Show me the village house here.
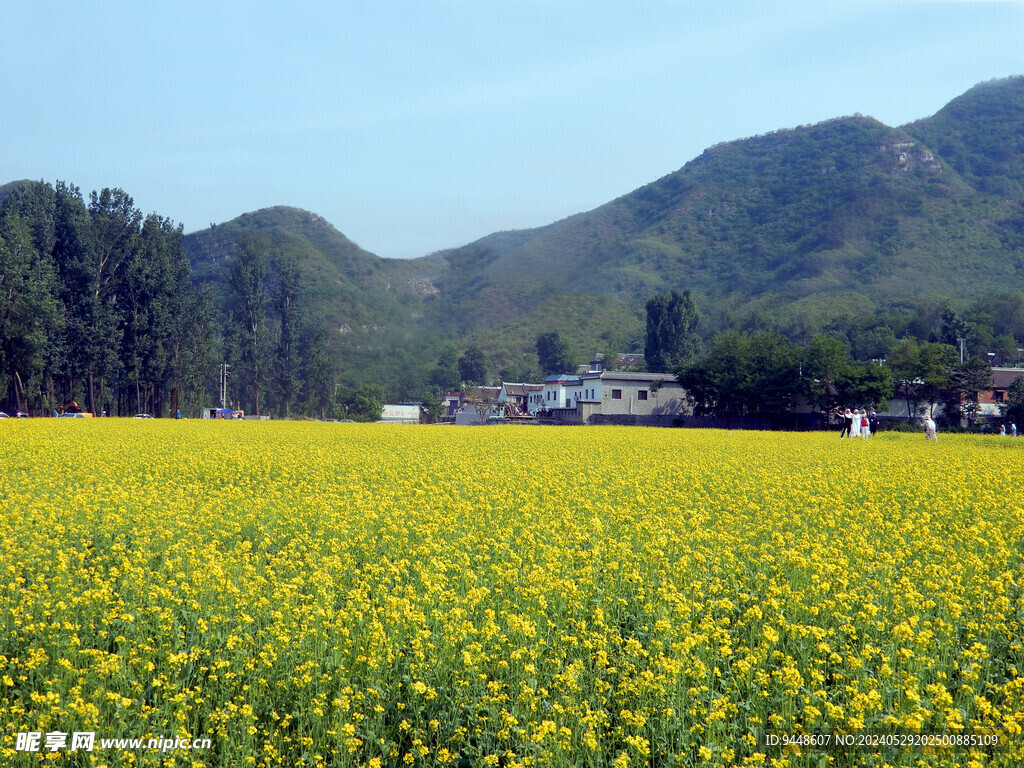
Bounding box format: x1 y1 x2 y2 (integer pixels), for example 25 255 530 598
534 369 688 425
455 386 502 425
496 382 543 416
449 354 690 426
539 375 581 414
977 367 1024 418
442 392 462 418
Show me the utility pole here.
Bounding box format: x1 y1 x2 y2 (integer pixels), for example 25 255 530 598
220 364 230 409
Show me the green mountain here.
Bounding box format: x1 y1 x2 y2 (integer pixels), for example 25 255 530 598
186 205 442 331
904 77 1024 199
181 76 1024 388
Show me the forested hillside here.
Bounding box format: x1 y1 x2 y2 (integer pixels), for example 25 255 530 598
432 78 1024 358
4 76 1024 417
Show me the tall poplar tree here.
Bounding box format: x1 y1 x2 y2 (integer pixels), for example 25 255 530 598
229 235 270 416
273 252 303 417
119 214 189 414
172 284 220 416
86 188 141 413
645 290 699 372
0 209 60 412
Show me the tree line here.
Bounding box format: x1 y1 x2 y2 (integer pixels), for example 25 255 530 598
0 181 396 420
644 290 1012 426
0 182 215 416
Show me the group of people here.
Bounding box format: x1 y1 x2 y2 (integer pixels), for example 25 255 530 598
838 408 878 439
839 408 943 441
998 423 1018 437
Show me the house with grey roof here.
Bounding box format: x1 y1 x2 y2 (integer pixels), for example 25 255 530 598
497 382 544 416
544 371 689 425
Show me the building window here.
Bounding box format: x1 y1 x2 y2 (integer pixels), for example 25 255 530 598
638 390 648 400
612 389 622 399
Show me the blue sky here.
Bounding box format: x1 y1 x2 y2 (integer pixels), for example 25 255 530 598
2 1 1022 258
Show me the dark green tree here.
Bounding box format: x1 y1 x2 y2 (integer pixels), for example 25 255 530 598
645 290 700 372
87 188 141 413
458 345 487 385
838 360 895 412
918 342 959 416
993 334 1019 366
420 389 444 424
302 324 335 419
939 308 986 360
171 284 220 417
430 349 462 391
939 357 991 427
536 332 576 376
802 335 851 419
349 383 385 421
748 332 802 414
273 252 304 418
887 338 957 418
49 182 92 408
887 338 924 417
1001 376 1024 430
229 235 270 416
678 331 800 418
119 213 187 415
0 208 61 413
677 331 752 417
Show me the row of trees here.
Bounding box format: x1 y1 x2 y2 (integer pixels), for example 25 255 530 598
219 235 337 419
677 332 890 420
0 182 218 417
640 289 999 426
0 181 406 421
678 331 999 426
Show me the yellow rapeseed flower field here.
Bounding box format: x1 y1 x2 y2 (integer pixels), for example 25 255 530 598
0 420 1022 767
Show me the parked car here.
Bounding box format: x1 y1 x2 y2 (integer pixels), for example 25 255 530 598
133 413 154 419
1 410 27 418
57 412 93 418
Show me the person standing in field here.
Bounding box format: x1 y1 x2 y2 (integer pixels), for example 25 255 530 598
861 410 871 438
850 408 862 438
839 408 853 439
869 411 879 435
923 414 937 441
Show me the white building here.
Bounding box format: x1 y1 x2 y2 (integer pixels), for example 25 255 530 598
541 375 581 412
547 371 689 425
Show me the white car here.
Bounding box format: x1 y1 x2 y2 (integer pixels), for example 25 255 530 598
133 413 154 419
